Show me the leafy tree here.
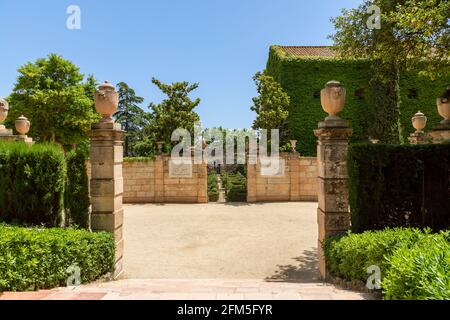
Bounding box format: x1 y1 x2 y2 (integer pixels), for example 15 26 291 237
7 54 100 146
114 82 146 156
250 71 290 145
331 0 450 143
146 77 200 149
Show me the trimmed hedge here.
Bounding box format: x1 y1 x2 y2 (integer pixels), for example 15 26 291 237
348 143 450 232
0 224 115 292
65 149 90 228
0 142 65 227
222 172 247 202
324 228 450 300
207 173 219 202
266 46 449 155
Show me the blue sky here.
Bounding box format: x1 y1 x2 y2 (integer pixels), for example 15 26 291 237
0 0 362 129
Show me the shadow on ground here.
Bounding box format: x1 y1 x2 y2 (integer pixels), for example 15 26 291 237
265 249 320 283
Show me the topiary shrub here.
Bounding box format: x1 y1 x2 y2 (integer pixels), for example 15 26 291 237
65 148 90 228
222 172 247 202
0 142 65 227
207 173 219 202
0 223 115 292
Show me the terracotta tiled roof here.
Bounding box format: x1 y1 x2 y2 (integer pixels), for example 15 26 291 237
279 46 336 57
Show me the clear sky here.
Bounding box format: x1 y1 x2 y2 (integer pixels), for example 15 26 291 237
0 0 362 129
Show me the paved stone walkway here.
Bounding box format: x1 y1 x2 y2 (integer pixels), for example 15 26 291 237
0 279 374 300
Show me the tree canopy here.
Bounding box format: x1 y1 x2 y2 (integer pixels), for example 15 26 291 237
7 54 100 147
114 82 147 156
330 0 449 143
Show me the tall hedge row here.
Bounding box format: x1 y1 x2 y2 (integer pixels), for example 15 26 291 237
0 142 90 228
266 46 449 156
348 143 450 232
65 148 90 228
0 142 66 226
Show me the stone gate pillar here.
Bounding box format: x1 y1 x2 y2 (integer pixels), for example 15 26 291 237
90 81 125 279
314 81 353 279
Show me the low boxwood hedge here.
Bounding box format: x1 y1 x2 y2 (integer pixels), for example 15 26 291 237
0 224 115 292
222 172 247 202
324 228 450 300
207 173 219 202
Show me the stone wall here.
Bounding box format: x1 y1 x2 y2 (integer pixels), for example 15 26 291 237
87 155 207 203
247 154 318 202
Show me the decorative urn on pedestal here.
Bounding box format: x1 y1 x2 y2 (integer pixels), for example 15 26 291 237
290 140 297 152
319 80 348 128
412 111 427 133
94 81 118 123
15 115 30 136
0 98 9 131
437 86 450 126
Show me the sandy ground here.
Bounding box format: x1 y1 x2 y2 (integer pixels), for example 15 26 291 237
122 202 319 281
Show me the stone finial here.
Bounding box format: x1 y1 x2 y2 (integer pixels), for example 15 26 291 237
319 81 348 128
94 80 118 123
15 115 30 135
0 98 9 131
412 111 427 133
437 86 450 125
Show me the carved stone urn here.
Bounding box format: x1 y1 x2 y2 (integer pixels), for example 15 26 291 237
0 98 9 130
94 81 118 122
290 140 297 152
320 80 346 121
15 115 30 135
437 86 450 125
412 111 427 133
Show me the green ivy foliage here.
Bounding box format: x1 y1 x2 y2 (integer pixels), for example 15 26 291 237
348 143 450 233
0 224 114 291
266 46 449 155
0 142 66 227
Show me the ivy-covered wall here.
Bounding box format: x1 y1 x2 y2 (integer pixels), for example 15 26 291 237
266 46 449 156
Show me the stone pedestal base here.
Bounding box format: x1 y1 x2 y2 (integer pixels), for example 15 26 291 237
0 131 34 145
90 121 125 279
429 124 450 144
408 131 431 145
314 125 353 279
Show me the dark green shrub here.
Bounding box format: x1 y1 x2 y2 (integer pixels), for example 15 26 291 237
348 143 450 232
0 142 65 227
0 223 115 291
383 232 450 300
65 149 90 228
207 173 219 202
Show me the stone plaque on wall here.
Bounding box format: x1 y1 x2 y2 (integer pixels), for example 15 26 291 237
260 157 285 177
169 158 193 178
